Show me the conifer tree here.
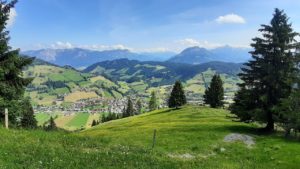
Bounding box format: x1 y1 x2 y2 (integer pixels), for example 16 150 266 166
275 90 300 137
0 0 34 124
20 98 37 129
136 99 142 114
230 9 300 132
203 74 224 108
91 120 97 127
46 116 57 131
123 97 134 117
168 80 186 108
149 91 158 111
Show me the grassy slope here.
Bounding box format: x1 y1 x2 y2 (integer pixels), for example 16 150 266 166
86 113 101 128
66 113 90 130
1 106 300 168
24 63 123 106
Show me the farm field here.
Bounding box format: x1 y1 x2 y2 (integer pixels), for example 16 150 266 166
65 113 90 130
36 112 101 131
2 106 299 168
35 113 51 126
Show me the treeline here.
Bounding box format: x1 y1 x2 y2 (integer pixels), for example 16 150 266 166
42 81 69 89
98 98 143 124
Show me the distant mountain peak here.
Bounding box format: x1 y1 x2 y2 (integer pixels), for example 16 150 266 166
181 46 206 52
22 48 160 68
168 46 251 64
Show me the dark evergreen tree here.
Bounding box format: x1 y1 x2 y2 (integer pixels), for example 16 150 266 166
275 90 300 137
91 120 97 127
45 116 57 131
100 113 104 123
0 0 34 124
20 98 37 129
168 80 187 108
229 86 256 122
149 91 158 111
203 74 224 108
136 99 142 114
230 9 300 132
123 97 134 117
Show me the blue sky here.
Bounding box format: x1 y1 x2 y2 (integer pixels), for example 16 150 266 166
7 0 300 52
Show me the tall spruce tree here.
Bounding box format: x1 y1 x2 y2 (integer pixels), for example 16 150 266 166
123 97 134 117
20 98 37 129
91 120 97 127
0 0 34 124
203 74 224 108
230 9 300 132
168 80 186 108
44 116 57 131
136 99 142 114
149 91 158 111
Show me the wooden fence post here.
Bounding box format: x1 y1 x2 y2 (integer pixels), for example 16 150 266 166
5 108 8 129
152 129 157 149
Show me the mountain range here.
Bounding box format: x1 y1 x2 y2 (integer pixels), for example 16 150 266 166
84 58 243 86
168 46 251 64
22 46 251 68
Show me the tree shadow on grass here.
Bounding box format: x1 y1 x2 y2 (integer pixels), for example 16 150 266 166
219 125 263 135
218 124 300 143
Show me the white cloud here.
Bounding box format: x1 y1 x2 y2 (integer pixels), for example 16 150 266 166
23 39 250 54
51 41 74 49
7 8 17 27
43 42 133 51
135 47 171 53
79 44 132 51
216 14 246 24
177 38 201 46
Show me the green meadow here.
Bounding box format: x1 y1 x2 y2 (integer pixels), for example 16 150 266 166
1 106 299 168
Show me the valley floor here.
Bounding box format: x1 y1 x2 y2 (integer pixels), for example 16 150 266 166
0 106 300 168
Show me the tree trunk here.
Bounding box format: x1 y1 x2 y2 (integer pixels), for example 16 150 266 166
285 128 291 138
264 117 274 132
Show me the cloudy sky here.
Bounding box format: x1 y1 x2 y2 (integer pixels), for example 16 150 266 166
7 0 300 52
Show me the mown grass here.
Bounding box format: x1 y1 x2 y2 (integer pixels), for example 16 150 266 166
1 106 300 168
35 113 51 126
66 113 90 129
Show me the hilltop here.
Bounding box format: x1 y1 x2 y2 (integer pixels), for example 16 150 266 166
0 106 299 168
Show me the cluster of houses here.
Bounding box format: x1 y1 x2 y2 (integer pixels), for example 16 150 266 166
34 96 146 116
34 89 234 116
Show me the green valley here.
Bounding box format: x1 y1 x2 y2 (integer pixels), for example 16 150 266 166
23 59 243 130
